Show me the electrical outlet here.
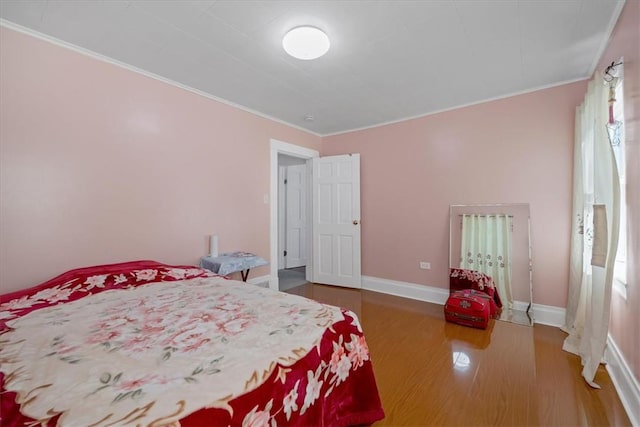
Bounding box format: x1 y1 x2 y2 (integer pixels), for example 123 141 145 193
419 261 431 270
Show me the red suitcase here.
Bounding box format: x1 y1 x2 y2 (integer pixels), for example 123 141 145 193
449 268 503 319
444 289 491 329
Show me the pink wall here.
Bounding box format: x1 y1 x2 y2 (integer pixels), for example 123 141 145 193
596 0 640 386
322 81 587 309
0 27 321 293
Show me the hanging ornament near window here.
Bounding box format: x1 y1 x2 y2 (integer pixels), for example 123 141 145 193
604 62 623 147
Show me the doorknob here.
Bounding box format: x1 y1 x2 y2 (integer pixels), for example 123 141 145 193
353 220 359 225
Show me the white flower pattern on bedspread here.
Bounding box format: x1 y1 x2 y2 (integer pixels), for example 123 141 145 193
0 276 348 426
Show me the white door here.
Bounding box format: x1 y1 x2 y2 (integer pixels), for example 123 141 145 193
312 154 361 288
285 164 307 268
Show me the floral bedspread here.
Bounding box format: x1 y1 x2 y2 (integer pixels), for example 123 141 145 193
0 261 384 426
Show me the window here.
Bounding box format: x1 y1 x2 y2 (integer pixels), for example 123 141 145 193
606 60 627 298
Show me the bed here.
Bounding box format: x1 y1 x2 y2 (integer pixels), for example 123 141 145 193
0 261 384 426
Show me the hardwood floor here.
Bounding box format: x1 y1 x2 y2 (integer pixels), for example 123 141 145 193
285 283 632 427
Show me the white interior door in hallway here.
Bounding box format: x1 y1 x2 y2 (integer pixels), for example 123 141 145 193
284 164 307 269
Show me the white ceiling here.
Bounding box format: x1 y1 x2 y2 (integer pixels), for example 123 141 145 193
0 1 625 136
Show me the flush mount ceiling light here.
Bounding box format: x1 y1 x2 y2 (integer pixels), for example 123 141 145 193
282 26 330 60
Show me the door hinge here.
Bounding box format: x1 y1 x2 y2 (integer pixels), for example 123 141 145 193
284 250 287 256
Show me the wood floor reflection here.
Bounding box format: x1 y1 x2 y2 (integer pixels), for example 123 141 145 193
285 283 631 427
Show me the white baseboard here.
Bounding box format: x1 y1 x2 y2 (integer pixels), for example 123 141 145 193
529 303 566 327
606 336 640 427
361 275 566 327
362 275 450 305
512 300 532 312
247 274 270 288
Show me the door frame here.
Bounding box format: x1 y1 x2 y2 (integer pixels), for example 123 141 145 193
269 139 319 291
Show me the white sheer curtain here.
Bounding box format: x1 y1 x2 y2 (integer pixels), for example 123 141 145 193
563 78 620 388
460 214 513 308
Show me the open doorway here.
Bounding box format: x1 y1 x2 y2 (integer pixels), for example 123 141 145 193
278 154 308 291
269 140 362 291
269 139 319 291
